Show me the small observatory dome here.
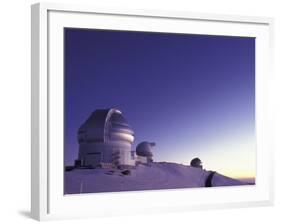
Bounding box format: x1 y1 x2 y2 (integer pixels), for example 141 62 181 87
136 142 156 157
190 158 203 169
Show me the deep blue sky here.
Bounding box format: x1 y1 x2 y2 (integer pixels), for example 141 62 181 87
64 28 255 179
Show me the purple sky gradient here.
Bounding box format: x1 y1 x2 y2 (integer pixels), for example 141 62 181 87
64 28 255 179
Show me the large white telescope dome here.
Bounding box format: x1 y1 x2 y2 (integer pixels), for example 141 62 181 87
78 108 134 145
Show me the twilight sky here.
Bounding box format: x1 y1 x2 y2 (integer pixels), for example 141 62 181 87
64 28 256 179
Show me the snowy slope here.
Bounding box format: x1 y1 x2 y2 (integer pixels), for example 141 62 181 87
65 162 248 194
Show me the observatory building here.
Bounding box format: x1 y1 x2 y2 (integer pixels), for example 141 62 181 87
76 108 136 168
190 158 203 169
136 141 156 164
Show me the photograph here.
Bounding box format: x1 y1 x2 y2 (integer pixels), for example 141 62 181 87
64 28 256 194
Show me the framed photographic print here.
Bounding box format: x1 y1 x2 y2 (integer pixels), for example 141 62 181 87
31 2 274 221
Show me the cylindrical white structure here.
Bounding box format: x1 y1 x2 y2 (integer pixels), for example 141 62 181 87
77 108 135 167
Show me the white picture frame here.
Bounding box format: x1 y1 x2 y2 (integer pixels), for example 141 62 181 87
31 2 274 221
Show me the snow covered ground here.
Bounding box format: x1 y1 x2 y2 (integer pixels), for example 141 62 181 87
64 162 250 194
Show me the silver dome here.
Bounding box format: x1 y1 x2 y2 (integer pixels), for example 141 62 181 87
190 158 203 169
136 141 156 157
78 108 134 144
